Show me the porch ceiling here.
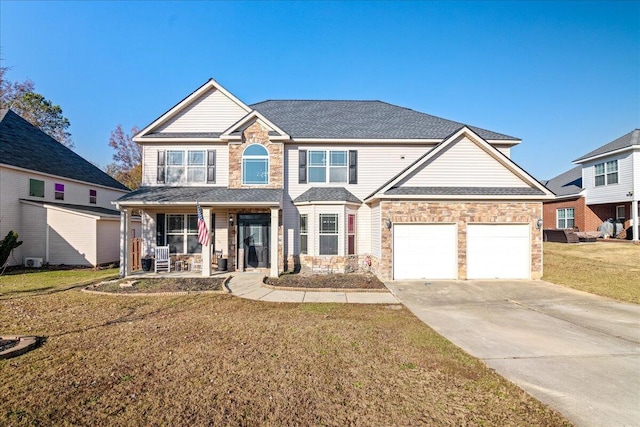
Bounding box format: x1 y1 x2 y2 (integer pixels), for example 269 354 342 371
116 186 282 207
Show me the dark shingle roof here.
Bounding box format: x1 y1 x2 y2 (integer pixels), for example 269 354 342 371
574 129 640 162
293 187 362 204
0 109 129 191
543 166 582 197
117 186 282 204
20 199 121 217
250 100 517 140
384 187 546 196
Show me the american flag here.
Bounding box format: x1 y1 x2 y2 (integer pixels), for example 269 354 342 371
197 202 209 246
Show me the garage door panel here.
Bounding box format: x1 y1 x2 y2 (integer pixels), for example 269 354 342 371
467 224 530 279
394 224 457 280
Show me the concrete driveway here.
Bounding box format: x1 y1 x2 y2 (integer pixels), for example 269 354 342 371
385 280 640 427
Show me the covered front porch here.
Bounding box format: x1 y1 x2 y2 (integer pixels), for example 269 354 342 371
115 186 283 278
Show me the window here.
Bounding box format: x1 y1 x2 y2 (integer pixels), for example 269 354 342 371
242 144 269 185
165 150 206 184
616 205 625 220
29 179 44 197
347 213 356 255
556 208 575 229
55 183 64 200
166 214 201 254
319 214 338 255
89 189 97 204
308 150 348 183
595 160 618 186
299 214 308 254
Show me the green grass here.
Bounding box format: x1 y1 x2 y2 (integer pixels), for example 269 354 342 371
543 242 640 304
0 267 118 298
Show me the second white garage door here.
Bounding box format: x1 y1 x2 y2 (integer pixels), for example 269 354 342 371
393 224 457 280
467 224 530 279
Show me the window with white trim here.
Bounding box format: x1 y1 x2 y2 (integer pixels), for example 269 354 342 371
299 214 308 254
242 144 269 185
308 150 348 183
616 205 625 220
29 179 44 197
347 213 356 255
89 189 97 204
166 150 206 184
319 214 338 255
166 214 201 254
595 160 618 186
556 208 575 229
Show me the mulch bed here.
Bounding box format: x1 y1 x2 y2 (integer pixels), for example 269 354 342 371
91 278 225 294
265 273 386 290
0 338 19 352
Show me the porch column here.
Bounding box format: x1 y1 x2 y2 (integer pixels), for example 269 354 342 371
202 207 212 276
632 199 639 242
270 207 279 278
119 208 131 277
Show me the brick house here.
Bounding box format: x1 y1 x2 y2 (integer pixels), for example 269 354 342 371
115 78 553 280
543 129 639 241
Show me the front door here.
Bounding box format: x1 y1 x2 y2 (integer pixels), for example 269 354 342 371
238 214 270 269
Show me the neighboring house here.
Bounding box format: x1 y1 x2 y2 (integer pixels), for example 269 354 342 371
543 129 639 241
115 78 553 280
0 109 136 267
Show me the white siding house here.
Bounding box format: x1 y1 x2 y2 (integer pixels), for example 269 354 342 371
115 78 553 280
0 109 134 267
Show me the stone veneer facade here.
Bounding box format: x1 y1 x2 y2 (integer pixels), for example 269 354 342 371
228 121 284 189
378 201 543 281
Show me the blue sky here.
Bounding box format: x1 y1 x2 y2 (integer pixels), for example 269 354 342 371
1 1 638 180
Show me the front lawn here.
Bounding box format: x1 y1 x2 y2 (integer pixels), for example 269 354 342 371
0 267 118 298
543 242 640 304
0 271 570 426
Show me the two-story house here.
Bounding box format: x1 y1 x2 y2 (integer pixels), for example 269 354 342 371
115 78 553 280
543 129 639 241
0 109 136 267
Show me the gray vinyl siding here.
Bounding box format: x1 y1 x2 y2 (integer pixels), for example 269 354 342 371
141 143 229 187
19 203 47 262
156 88 248 133
583 152 634 205
0 167 24 264
397 136 528 188
97 219 121 265
48 209 96 266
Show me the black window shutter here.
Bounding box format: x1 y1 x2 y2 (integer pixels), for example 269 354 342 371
156 213 165 246
349 150 357 184
157 150 166 184
299 150 307 184
207 150 216 183
211 213 216 252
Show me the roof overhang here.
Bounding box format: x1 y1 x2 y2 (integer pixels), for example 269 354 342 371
364 126 553 203
221 110 290 141
573 145 639 164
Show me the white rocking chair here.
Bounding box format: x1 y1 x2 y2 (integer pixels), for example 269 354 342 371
154 246 170 273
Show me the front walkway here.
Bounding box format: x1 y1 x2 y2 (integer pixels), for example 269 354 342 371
227 272 400 304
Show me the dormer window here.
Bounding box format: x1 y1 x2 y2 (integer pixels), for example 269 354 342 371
242 144 269 185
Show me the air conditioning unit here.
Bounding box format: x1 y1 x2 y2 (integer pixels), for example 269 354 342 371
24 257 43 268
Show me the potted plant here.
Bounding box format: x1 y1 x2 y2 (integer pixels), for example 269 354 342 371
141 255 154 272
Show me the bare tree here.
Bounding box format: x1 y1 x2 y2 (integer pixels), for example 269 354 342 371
106 124 141 190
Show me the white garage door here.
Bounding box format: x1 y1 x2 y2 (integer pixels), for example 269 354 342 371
467 224 530 279
393 224 457 280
